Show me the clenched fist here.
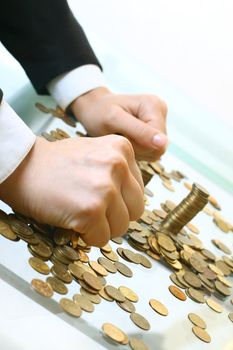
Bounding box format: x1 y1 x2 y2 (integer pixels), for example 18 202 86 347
71 87 168 161
0 135 144 247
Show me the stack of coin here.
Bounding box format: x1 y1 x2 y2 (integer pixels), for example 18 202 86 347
160 183 209 234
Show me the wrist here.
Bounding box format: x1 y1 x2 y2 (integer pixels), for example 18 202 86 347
70 87 111 121
0 137 46 210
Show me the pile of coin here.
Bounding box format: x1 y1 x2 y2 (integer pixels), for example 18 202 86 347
160 183 209 234
0 115 233 348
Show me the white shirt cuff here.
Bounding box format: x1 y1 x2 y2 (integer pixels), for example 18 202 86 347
0 100 36 184
47 64 107 110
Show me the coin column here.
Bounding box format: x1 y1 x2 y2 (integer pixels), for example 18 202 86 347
160 183 209 234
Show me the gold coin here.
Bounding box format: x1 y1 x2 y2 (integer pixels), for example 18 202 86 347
183 182 192 190
149 299 168 316
169 273 185 289
102 323 125 343
68 263 84 280
105 285 126 302
183 271 202 288
79 280 99 294
0 221 18 240
80 287 101 304
101 249 119 262
111 236 123 244
88 261 108 276
189 255 206 273
192 326 211 343
162 181 175 192
129 221 143 231
157 234 176 252
75 261 97 276
129 338 149 350
31 279 53 298
46 276 68 294
99 287 114 301
188 313 207 329
73 294 94 312
100 243 112 253
206 299 223 313
168 285 187 301
29 240 52 259
60 298 82 317
115 261 133 277
228 313 233 323
215 280 231 296
51 264 73 283
208 263 224 276
116 299 136 313
211 239 231 255
130 312 151 330
139 255 152 269
187 288 206 304
186 222 199 234
122 249 141 264
83 272 102 291
28 257 50 275
119 286 139 302
98 257 117 273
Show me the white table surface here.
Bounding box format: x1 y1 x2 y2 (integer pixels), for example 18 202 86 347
0 115 232 350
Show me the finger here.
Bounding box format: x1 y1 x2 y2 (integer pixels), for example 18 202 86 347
106 193 129 238
76 216 111 248
112 108 168 153
121 170 145 221
136 96 168 134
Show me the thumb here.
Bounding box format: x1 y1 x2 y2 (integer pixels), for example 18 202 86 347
113 109 168 151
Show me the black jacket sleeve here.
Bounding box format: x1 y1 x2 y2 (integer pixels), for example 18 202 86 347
0 0 102 94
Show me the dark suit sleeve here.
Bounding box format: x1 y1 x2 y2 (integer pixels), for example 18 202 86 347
0 0 102 94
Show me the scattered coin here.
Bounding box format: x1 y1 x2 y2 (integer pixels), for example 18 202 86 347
31 279 53 298
102 323 126 343
149 299 168 316
98 257 117 273
130 312 151 330
168 285 187 301
73 294 94 312
80 287 101 304
46 276 68 294
28 257 50 275
114 261 133 277
51 264 73 284
88 261 108 276
83 272 102 291
188 313 207 329
116 299 136 313
105 285 126 302
129 337 150 350
0 221 18 240
60 298 82 317
206 299 223 313
192 326 211 343
187 288 206 304
119 286 139 302
99 287 114 302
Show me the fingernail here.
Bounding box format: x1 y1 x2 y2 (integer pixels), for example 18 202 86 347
152 133 167 147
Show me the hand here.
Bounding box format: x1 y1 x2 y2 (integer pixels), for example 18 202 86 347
71 87 168 161
0 136 144 247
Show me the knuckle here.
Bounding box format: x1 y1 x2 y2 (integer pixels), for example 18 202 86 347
109 153 127 170
85 199 104 219
129 198 145 221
